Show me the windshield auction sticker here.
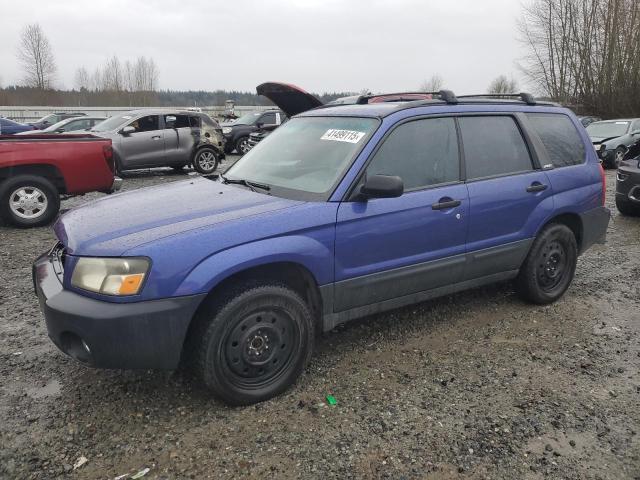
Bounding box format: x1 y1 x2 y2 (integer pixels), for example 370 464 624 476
321 129 366 143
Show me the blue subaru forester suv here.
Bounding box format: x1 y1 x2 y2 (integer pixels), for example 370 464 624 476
34 91 610 405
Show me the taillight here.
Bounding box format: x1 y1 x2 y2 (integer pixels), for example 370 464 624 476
102 144 115 174
599 163 606 206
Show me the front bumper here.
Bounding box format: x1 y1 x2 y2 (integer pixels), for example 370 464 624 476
616 163 640 202
578 206 610 253
33 250 206 370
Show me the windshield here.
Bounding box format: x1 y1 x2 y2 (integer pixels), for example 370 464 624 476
91 115 133 132
224 116 379 199
41 119 71 132
587 121 629 138
233 112 262 125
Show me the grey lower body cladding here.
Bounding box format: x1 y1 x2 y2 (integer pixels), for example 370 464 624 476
321 239 533 331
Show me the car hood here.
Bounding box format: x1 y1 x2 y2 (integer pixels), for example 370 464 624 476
55 177 302 256
590 135 621 144
256 82 323 117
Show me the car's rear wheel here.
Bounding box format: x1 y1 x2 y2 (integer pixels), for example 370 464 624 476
616 196 640 216
235 136 250 156
516 223 577 304
191 282 314 405
0 175 60 228
192 148 219 174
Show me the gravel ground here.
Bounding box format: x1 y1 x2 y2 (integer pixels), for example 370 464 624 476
0 166 638 480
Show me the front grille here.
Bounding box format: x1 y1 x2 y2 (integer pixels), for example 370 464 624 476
50 242 66 281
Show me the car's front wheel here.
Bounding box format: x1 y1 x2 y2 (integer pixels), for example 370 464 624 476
516 223 577 304
0 175 60 228
616 196 640 216
191 282 314 405
192 148 219 175
235 136 250 156
611 146 626 169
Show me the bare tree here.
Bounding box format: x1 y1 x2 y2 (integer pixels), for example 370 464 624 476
518 0 640 117
17 24 56 89
74 67 90 90
90 67 102 92
419 74 444 92
102 56 123 91
488 75 519 94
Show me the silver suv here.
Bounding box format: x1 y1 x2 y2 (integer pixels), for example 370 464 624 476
90 110 225 174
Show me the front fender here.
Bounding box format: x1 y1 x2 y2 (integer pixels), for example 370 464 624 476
174 234 334 297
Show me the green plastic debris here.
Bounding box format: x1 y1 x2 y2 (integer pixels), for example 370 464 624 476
326 394 337 406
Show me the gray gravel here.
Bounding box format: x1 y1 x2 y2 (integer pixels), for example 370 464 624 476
0 167 638 479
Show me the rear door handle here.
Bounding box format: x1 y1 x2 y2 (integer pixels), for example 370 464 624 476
432 199 462 210
526 182 548 193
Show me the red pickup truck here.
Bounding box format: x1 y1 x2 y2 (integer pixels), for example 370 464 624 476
0 134 120 228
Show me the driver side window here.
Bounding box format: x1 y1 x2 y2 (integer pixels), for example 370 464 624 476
366 117 460 191
129 115 159 133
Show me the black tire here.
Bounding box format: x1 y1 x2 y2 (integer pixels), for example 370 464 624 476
192 148 219 175
190 282 314 405
516 224 577 304
0 175 60 228
616 196 640 216
235 136 250 156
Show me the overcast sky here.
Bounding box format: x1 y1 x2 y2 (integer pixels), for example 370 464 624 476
0 0 526 94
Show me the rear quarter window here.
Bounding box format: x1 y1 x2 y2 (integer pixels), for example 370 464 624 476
526 113 586 167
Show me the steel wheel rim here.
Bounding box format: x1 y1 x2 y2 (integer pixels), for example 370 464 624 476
198 151 216 172
222 307 298 388
536 240 567 292
9 186 48 219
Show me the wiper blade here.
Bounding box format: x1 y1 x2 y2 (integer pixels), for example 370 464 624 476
220 174 270 192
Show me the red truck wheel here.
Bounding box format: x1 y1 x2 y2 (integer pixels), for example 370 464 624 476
0 175 60 228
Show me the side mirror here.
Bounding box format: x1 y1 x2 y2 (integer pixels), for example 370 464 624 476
55 128 65 133
256 122 264 128
120 126 136 135
359 174 404 200
632 131 640 136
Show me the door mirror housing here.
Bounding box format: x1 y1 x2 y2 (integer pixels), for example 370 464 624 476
120 125 136 135
358 174 404 200
256 122 264 128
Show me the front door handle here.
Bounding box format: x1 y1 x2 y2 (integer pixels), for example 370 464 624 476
151 135 162 140
526 182 548 193
432 199 462 210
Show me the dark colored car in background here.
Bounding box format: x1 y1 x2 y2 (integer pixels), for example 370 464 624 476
615 156 640 216
16 116 106 135
221 108 286 155
29 112 86 130
245 82 324 152
0 118 35 135
90 110 225 174
586 118 640 168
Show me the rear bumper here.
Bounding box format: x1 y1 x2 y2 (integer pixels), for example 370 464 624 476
33 251 206 370
578 206 610 253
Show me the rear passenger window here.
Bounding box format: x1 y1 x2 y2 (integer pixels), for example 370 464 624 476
459 116 532 179
526 113 585 167
367 117 459 190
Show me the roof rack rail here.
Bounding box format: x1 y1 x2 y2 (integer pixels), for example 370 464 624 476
355 89 459 105
457 92 537 105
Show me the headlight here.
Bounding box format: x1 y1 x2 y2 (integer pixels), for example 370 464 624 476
71 257 150 296
222 127 232 134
